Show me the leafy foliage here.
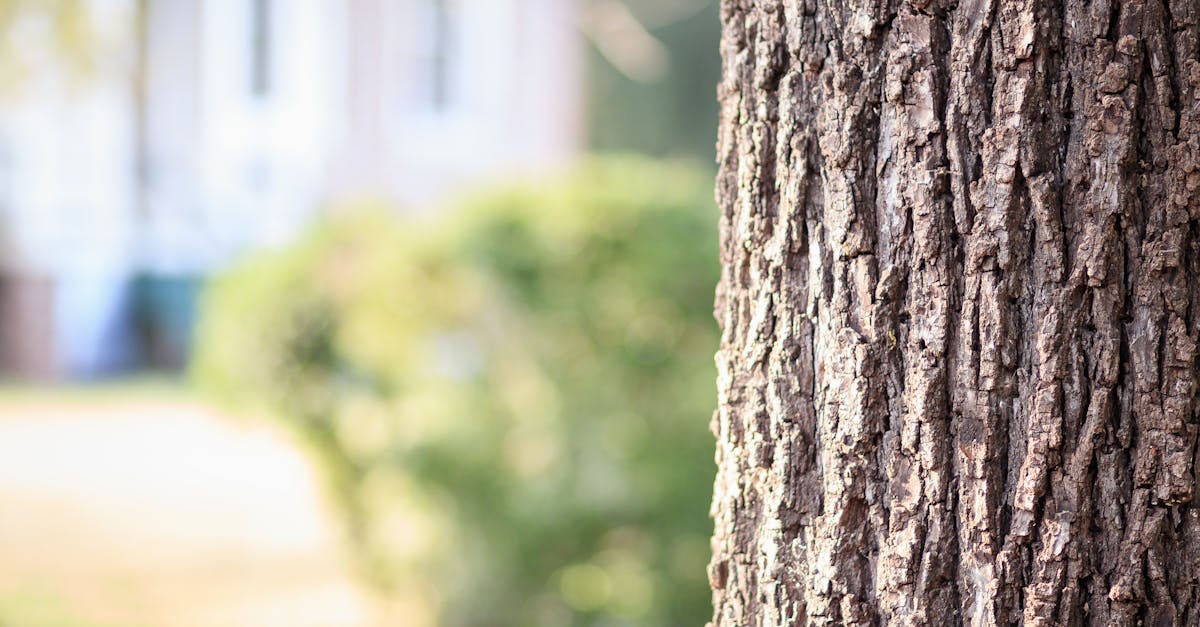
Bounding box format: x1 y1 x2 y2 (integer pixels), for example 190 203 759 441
0 0 97 92
192 157 718 627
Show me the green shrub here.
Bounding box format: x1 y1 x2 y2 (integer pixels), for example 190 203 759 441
191 157 718 627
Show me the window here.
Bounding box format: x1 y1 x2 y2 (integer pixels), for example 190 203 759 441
250 0 271 96
416 0 454 111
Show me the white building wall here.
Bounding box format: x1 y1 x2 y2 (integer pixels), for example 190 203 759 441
192 0 339 263
331 0 583 208
0 28 136 276
0 0 583 378
140 0 203 275
0 0 140 376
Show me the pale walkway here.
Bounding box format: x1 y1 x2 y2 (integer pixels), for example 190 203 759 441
0 390 377 627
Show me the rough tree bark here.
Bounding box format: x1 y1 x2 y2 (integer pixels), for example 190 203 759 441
708 0 1200 625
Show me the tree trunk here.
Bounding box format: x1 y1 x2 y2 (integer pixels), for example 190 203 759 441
708 1 1200 625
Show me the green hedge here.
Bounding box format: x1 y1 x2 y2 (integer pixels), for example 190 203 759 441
191 157 718 627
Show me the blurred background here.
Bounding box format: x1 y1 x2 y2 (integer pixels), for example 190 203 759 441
0 0 720 625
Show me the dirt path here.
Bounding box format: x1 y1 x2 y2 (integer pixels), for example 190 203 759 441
0 393 377 626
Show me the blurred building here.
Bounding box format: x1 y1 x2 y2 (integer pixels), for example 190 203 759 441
0 0 583 379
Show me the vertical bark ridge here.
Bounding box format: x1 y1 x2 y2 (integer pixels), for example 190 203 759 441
711 0 1200 625
803 0 893 622
874 6 958 626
